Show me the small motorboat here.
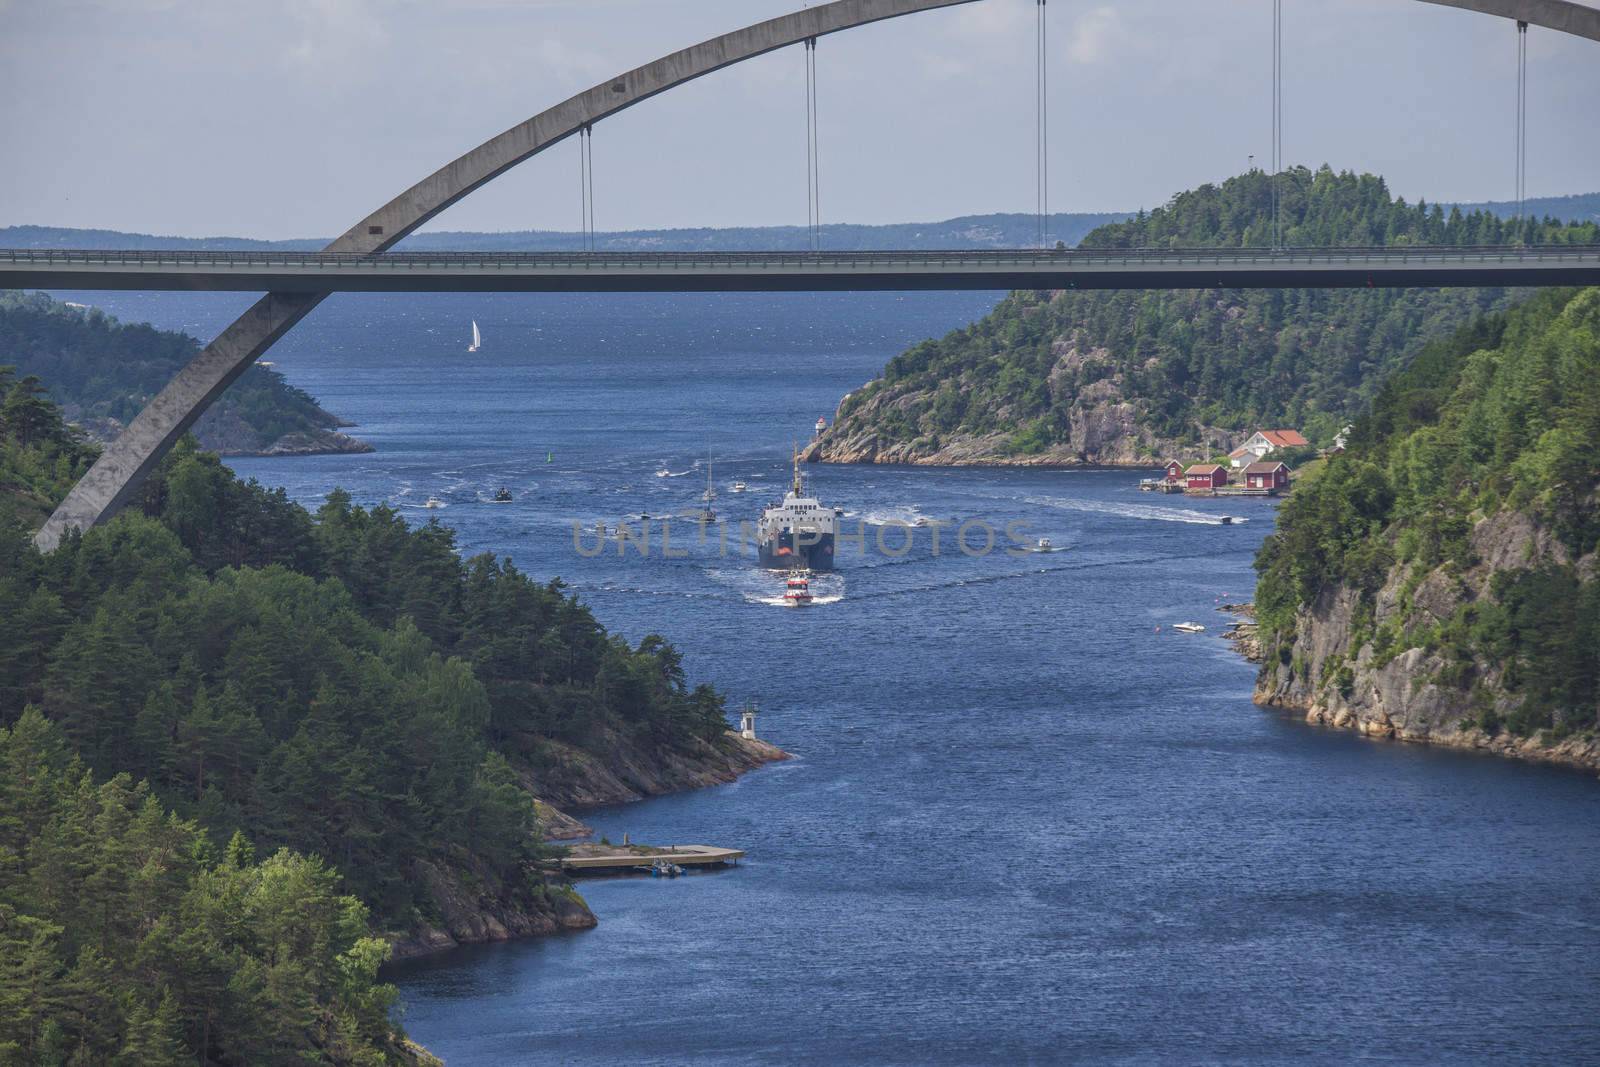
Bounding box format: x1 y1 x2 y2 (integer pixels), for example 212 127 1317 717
1035 537 1053 552
783 574 814 607
1173 622 1207 633
424 497 445 510
655 469 671 478
731 481 747 494
492 487 512 503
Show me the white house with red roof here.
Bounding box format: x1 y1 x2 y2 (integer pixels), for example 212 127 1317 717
1229 428 1309 468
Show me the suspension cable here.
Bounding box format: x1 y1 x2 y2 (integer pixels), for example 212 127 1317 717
1036 0 1049 249
805 38 822 252
579 126 595 252
1271 0 1283 249
1516 20 1528 225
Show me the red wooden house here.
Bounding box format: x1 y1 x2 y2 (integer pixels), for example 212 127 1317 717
1243 460 1290 491
1185 463 1228 491
1163 460 1185 484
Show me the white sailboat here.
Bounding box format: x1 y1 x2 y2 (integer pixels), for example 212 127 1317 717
468 320 481 353
698 454 717 521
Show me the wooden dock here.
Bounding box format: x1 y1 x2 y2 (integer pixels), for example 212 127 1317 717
550 843 744 874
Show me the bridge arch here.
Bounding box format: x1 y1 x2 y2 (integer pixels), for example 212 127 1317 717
33 0 1600 550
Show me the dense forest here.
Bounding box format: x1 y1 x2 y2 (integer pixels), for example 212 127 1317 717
1255 287 1600 741
0 290 367 456
0 379 733 1063
818 168 1600 463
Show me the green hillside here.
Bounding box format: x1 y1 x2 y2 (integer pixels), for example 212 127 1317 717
0 379 741 1063
1255 287 1600 748
0 291 368 457
815 168 1599 466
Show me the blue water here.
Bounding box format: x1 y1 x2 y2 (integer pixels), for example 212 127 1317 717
64 289 1600 1064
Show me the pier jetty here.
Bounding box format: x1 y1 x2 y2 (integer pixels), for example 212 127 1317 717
552 842 744 875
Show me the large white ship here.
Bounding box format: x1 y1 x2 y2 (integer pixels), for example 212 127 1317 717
757 452 837 572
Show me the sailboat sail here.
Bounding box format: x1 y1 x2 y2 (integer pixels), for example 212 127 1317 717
468 321 481 352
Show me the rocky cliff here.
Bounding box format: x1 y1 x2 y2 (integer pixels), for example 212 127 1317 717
1254 510 1600 773
1249 288 1600 775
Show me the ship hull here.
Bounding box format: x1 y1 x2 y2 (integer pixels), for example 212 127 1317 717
758 531 835 572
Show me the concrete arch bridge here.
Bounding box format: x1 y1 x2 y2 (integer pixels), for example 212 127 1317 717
29 0 1600 550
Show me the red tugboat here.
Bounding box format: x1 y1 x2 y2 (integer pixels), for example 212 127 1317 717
783 573 814 607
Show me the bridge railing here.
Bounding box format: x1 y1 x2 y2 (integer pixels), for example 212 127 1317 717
5 245 1600 271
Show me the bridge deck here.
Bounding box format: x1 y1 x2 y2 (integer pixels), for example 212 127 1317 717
5 246 1599 292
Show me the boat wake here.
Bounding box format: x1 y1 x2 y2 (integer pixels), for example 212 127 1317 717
706 567 845 606
1023 496 1230 525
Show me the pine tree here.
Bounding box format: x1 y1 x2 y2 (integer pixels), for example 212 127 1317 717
115 990 188 1067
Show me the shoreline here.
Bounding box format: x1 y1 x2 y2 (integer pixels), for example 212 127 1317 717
808 454 1167 472
1222 603 1600 776
386 732 790 962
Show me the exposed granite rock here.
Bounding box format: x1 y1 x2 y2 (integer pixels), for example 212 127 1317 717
1252 511 1600 774
535 799 594 841
1219 603 1262 662
388 730 790 961
809 378 1235 468
387 861 597 961
254 429 374 457
530 730 790 810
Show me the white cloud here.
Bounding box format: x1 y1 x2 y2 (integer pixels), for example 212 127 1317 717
282 0 391 69
1064 6 1122 65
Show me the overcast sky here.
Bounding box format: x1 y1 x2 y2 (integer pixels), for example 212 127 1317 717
3 0 1597 239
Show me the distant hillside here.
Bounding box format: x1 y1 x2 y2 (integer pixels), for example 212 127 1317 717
0 212 1129 253
812 168 1600 468
3 193 1593 252
0 290 369 457
1448 192 1600 227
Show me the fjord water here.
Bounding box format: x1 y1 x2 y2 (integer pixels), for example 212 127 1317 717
75 290 1600 1064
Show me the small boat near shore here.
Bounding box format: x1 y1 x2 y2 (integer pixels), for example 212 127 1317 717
1173 621 1206 633
424 497 445 510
